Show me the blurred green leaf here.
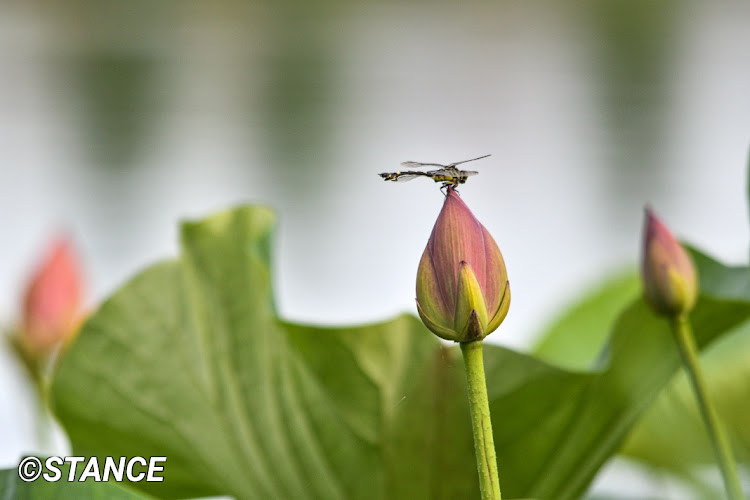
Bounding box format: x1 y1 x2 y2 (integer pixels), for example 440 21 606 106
0 463 150 499
533 271 640 370
518 295 750 499
622 247 750 472
687 245 750 301
531 245 750 489
50 206 478 500
50 206 750 499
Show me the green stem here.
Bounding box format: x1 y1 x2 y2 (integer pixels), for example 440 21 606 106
460 340 502 500
669 316 743 500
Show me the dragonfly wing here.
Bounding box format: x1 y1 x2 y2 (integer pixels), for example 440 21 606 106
449 154 491 167
400 161 448 169
390 172 424 182
461 170 479 177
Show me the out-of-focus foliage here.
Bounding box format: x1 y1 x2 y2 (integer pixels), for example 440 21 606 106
534 271 640 370
535 244 750 488
620 251 750 474
49 206 750 499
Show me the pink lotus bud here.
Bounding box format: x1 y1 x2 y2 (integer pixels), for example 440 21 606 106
641 208 698 317
21 237 85 356
416 187 510 342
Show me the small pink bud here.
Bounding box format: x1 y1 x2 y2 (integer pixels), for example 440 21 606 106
21 237 85 356
416 187 510 342
641 208 698 317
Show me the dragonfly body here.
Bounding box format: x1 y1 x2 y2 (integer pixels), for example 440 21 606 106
379 167 478 186
379 154 489 189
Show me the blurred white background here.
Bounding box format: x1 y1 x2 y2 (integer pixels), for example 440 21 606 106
2 1 750 497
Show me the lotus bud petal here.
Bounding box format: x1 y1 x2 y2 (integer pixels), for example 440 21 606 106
416 187 510 342
641 208 698 317
21 237 85 356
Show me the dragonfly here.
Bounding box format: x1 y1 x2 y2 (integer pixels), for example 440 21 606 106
379 154 489 189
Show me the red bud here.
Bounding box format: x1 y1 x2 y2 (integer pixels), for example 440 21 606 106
21 237 85 356
641 208 698 317
416 188 510 342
